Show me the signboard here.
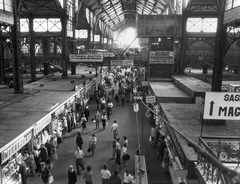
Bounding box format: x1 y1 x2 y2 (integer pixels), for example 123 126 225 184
1 131 32 164
203 92 240 120
133 96 143 100
54 105 65 117
133 103 139 112
69 54 103 62
34 114 52 136
149 51 174 64
103 52 115 57
142 81 149 87
110 60 134 66
138 15 182 37
146 96 156 104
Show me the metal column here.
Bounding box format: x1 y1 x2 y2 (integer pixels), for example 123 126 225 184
211 0 226 92
29 14 36 82
12 0 23 93
61 0 68 78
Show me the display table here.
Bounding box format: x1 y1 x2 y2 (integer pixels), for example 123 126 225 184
135 155 148 184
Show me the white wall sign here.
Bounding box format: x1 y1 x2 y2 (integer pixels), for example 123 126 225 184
69 54 103 62
34 114 52 136
146 96 156 104
142 81 149 86
149 51 174 64
203 92 240 120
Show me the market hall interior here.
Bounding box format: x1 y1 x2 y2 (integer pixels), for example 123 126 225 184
1 0 240 184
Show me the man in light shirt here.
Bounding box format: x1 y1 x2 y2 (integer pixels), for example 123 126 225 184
100 164 111 184
111 120 118 138
73 146 85 175
89 134 97 157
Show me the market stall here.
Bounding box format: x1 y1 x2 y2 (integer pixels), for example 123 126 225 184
33 114 53 150
0 130 32 184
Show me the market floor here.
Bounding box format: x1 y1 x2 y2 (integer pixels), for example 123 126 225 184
28 91 171 184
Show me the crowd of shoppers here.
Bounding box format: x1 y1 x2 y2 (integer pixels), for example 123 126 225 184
26 66 142 184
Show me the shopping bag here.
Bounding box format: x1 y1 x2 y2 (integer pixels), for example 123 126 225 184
87 147 91 152
122 154 130 161
162 161 165 169
48 175 54 184
149 136 152 142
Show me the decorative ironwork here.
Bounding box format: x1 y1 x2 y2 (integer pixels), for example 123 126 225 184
201 137 240 163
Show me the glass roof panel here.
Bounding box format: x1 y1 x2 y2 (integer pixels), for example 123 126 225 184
146 1 154 8
83 0 170 31
148 0 155 4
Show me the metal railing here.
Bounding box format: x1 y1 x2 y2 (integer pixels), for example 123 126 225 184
137 92 240 184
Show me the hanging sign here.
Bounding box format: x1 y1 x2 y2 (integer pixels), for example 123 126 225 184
69 54 103 62
203 92 240 120
149 51 174 64
133 103 139 112
146 96 156 104
142 81 149 87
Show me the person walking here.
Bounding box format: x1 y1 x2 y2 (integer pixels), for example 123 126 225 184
18 161 28 184
76 132 84 150
111 88 115 100
80 114 87 133
109 170 122 184
123 136 128 147
68 165 77 184
88 134 97 157
111 137 117 160
73 146 85 175
123 170 134 184
150 125 156 147
108 101 113 115
157 135 166 161
38 144 48 164
121 144 128 167
62 116 68 135
106 104 111 120
95 111 101 129
67 112 72 133
84 106 90 122
39 162 51 184
101 111 107 130
115 138 121 165
114 94 120 106
100 164 111 184
81 165 93 184
111 120 118 138
45 139 55 168
50 136 58 167
100 97 107 110
163 148 170 175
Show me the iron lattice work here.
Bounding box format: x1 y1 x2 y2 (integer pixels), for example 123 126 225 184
82 0 177 31
201 137 240 164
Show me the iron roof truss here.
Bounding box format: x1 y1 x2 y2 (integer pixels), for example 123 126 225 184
83 0 169 31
